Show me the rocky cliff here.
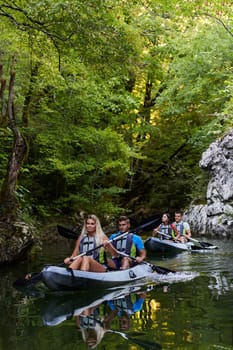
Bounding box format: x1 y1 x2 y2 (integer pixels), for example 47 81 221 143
184 129 233 237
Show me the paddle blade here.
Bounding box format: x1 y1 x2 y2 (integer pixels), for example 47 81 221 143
129 337 162 350
57 225 79 240
13 272 42 288
200 241 218 249
152 265 176 274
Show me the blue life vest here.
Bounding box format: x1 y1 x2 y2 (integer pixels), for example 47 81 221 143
110 294 136 316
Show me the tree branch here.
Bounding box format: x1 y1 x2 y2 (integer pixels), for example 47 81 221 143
201 12 233 38
0 3 75 42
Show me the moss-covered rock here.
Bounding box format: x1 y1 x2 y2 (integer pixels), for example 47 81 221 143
0 222 35 264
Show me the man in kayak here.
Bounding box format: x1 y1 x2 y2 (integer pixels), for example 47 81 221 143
172 211 192 243
106 291 146 326
108 216 146 270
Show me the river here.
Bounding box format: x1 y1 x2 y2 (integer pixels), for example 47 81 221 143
0 236 232 350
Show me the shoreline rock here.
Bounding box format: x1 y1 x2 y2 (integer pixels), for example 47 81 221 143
185 129 233 237
0 221 35 264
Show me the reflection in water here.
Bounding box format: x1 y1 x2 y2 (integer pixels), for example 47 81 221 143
41 286 162 349
1 238 233 350
208 271 233 296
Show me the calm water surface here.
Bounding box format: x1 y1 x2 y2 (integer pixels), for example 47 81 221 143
0 237 232 350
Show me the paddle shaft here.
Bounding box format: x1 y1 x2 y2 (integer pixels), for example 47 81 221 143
156 229 200 245
115 250 176 274
70 231 130 261
57 217 160 240
155 230 173 239
108 330 161 349
156 229 195 244
82 316 161 349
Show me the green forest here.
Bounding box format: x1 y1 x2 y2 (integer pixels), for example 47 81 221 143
0 0 233 228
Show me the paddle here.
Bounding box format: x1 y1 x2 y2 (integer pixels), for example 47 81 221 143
13 231 131 288
68 231 130 261
155 230 217 249
107 330 162 349
186 236 218 249
154 230 174 240
57 225 79 240
57 217 160 240
115 250 176 274
80 314 162 349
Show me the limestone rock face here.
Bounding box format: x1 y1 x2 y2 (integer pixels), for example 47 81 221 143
185 129 233 237
0 222 34 264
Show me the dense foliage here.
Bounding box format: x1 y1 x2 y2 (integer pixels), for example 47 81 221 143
0 0 233 225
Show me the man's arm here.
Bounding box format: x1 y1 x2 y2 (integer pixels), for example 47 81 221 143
133 235 146 262
136 248 146 263
184 222 191 238
171 223 180 241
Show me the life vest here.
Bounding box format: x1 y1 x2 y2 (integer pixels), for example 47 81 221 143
173 222 185 236
79 235 105 264
80 309 99 329
159 224 174 239
110 294 137 316
112 232 136 257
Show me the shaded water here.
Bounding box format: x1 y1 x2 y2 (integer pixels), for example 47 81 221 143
0 237 232 350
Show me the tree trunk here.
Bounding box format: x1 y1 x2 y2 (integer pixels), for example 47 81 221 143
0 71 27 222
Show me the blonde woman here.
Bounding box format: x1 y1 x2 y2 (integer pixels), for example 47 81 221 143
64 214 117 272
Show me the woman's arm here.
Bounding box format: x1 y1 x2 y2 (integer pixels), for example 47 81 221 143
152 225 161 236
64 237 81 264
103 234 118 257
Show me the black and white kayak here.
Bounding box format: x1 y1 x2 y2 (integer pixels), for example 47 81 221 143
41 263 154 292
144 237 194 254
42 285 145 326
144 236 218 254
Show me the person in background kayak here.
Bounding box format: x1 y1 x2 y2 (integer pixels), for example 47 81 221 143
64 214 118 272
173 211 192 243
152 213 178 240
108 216 146 270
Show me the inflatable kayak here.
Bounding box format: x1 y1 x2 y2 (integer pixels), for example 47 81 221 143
144 237 217 254
41 263 154 292
144 237 194 254
42 285 145 326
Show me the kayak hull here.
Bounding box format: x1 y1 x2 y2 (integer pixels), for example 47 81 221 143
144 237 193 254
144 237 218 254
42 285 145 326
41 264 154 292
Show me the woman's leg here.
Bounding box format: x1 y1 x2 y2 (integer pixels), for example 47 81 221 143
179 236 187 243
80 256 106 272
120 256 133 270
69 256 83 269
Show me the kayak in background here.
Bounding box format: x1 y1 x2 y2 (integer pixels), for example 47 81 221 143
144 237 194 254
144 236 218 255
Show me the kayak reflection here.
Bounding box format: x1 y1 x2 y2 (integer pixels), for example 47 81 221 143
41 286 161 349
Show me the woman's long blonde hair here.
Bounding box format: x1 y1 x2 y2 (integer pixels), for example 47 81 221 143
80 214 105 246
80 323 106 349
